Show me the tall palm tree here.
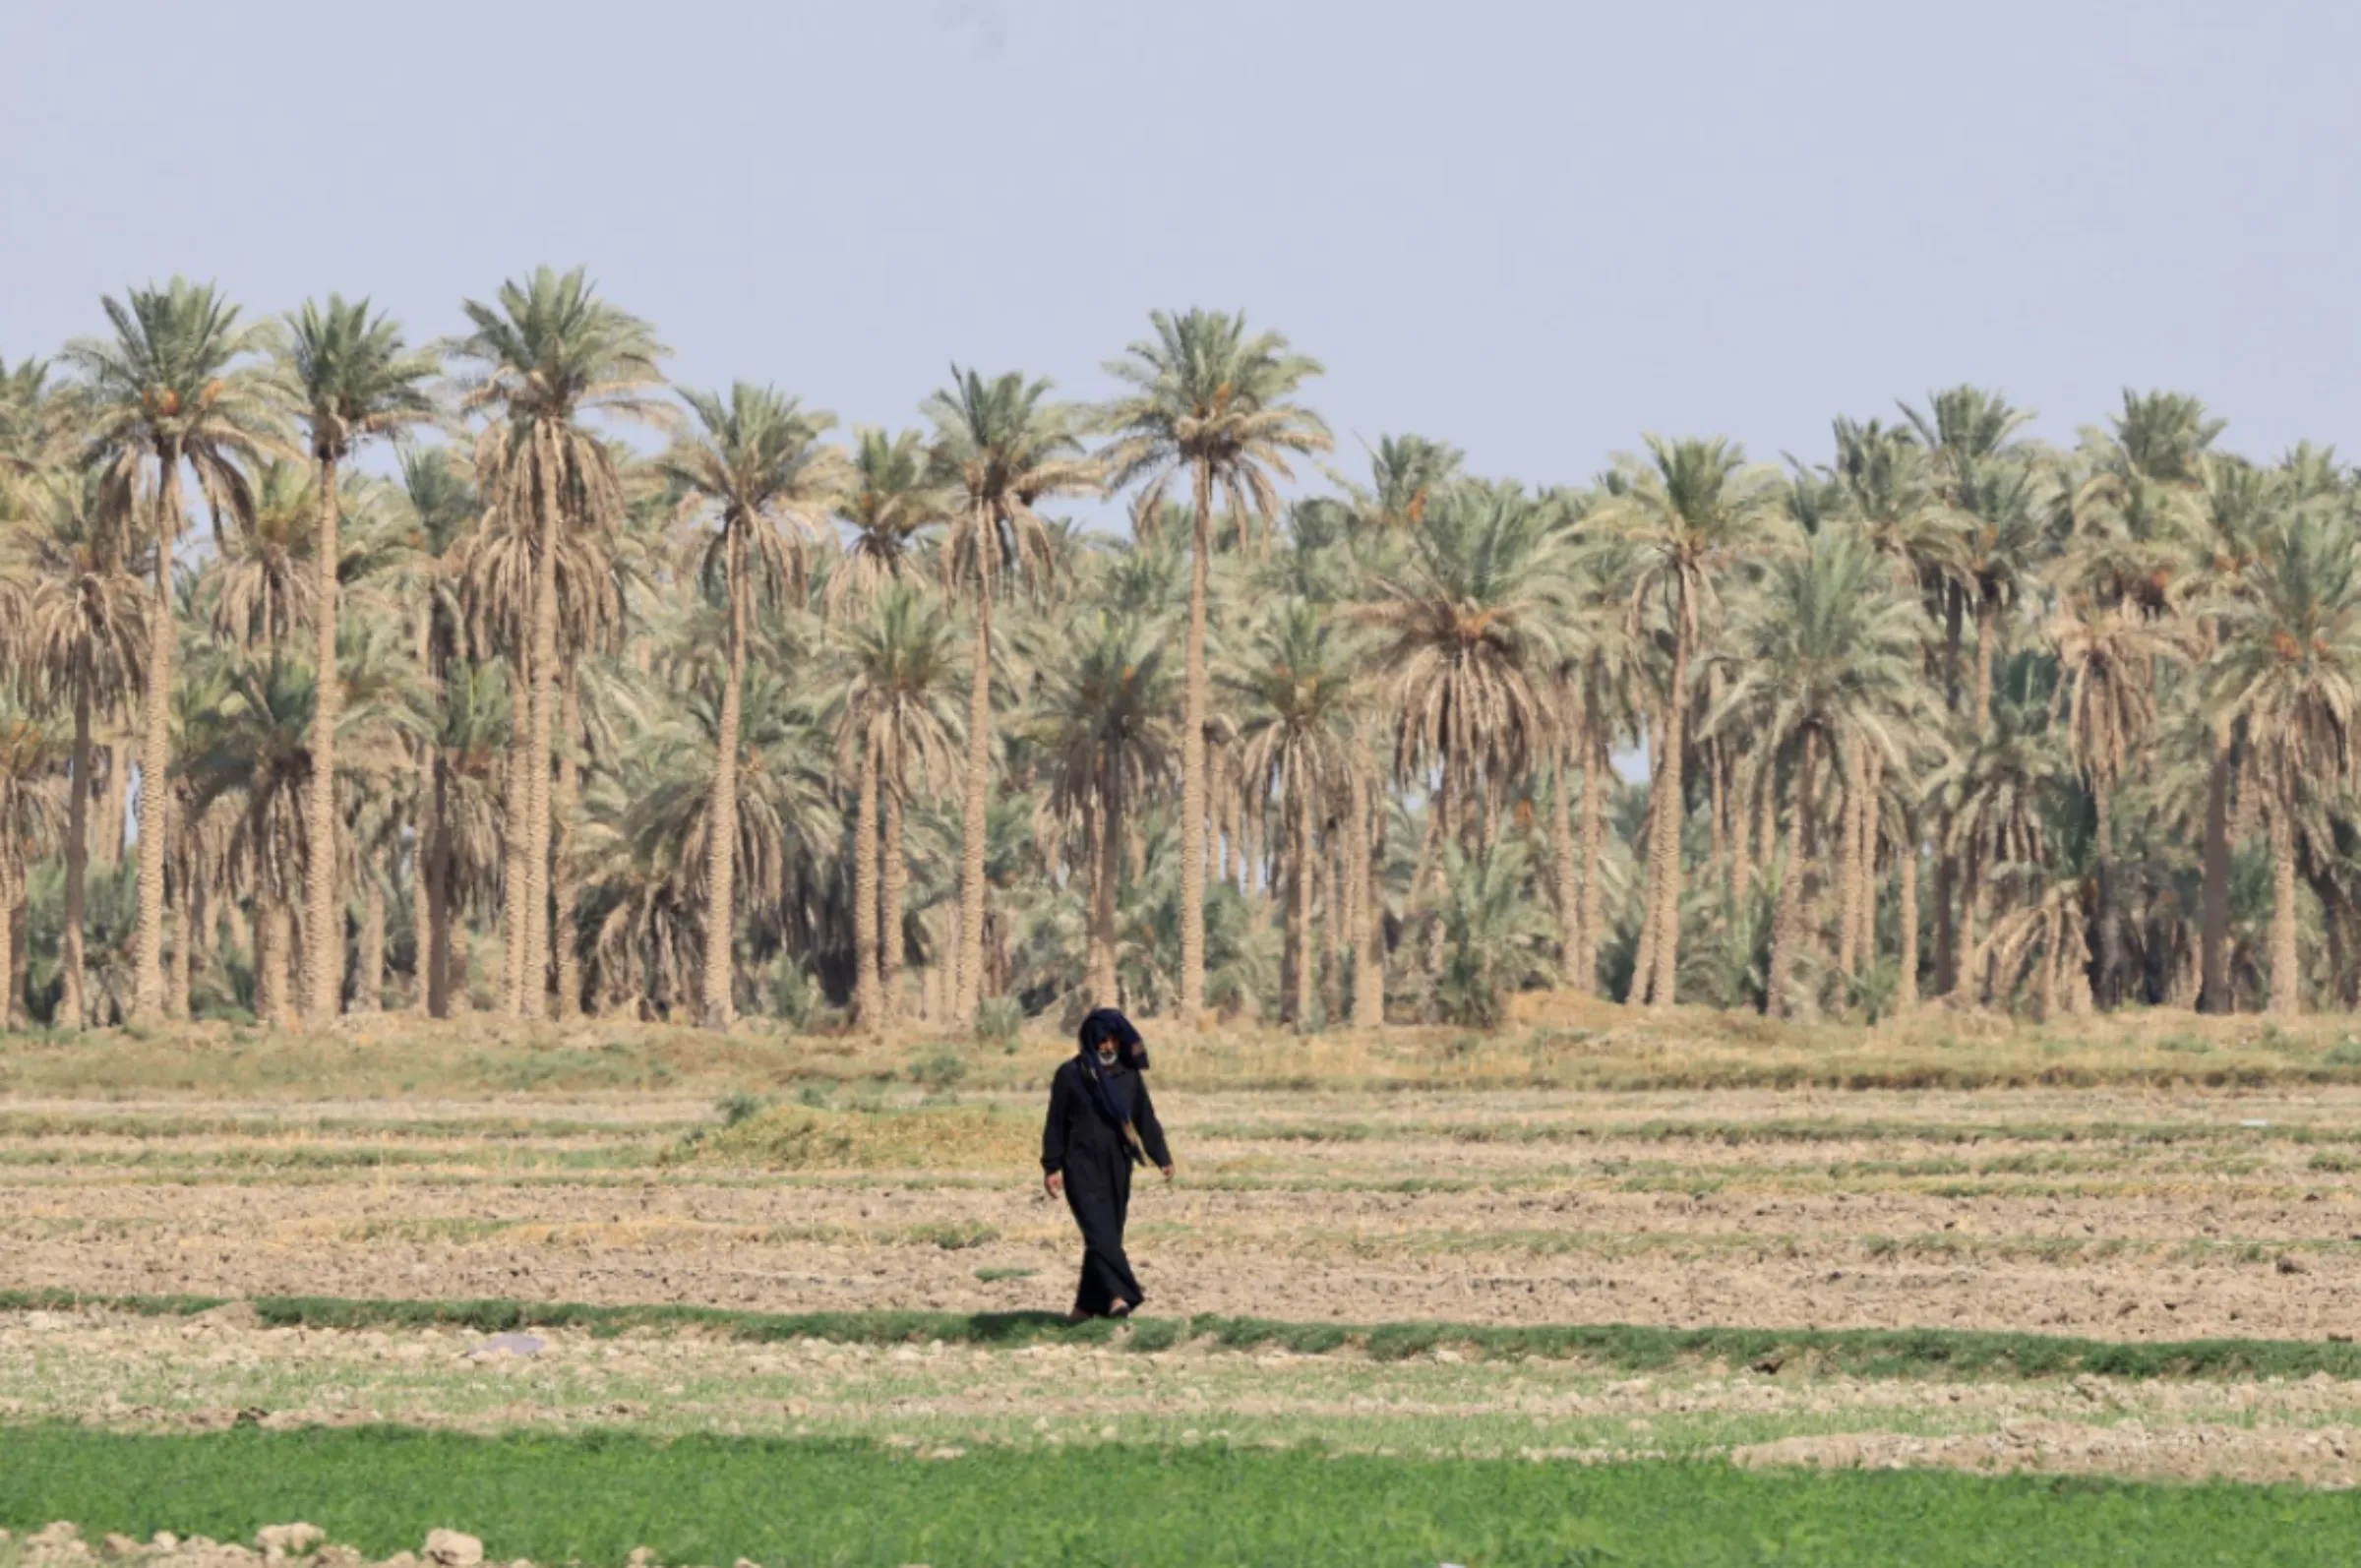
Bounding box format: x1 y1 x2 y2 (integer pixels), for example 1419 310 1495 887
836 585 963 1024
2206 512 2361 1015
1097 310 1329 1024
281 295 437 1022
61 279 291 1018
1031 610 1180 1009
657 382 844 1027
7 469 150 1028
450 268 667 1017
1225 599 1365 1030
1708 527 1929 1016
823 428 950 618
1357 483 1572 1002
923 367 1098 1020
1604 436 1780 1006
2049 599 2191 1006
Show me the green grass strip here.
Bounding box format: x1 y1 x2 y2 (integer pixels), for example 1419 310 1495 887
1 1424 2353 1568
7 1287 2360 1382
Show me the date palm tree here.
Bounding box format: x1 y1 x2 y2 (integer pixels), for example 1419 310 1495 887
2049 597 2192 1006
657 382 845 1027
1708 527 1929 1016
1225 598 1366 1030
1603 436 1780 1006
450 268 667 1017
924 367 1098 1020
61 278 292 1018
281 295 438 1023
836 584 963 1024
824 428 950 618
1357 483 1573 995
1032 610 1180 1009
2206 511 2361 1015
7 469 150 1028
1097 310 1329 1023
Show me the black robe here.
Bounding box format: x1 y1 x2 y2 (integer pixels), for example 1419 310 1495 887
1041 1055 1171 1315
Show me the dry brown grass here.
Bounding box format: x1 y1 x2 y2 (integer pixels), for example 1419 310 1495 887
664 1103 1038 1171
6 991 2357 1102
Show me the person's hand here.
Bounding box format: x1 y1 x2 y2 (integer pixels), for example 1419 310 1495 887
1044 1170 1063 1199
1160 1165 1175 1185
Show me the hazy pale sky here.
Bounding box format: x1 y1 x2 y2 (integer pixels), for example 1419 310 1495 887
6 0 2357 503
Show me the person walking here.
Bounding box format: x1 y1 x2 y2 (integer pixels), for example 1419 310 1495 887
1042 1007 1173 1320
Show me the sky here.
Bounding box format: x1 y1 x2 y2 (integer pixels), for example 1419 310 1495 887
6 0 2360 517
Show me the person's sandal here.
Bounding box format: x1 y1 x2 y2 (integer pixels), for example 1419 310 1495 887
1107 1301 1135 1319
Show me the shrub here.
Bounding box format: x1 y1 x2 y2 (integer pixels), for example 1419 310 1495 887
973 995 1025 1048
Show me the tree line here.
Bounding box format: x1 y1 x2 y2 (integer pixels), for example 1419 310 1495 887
3 269 2357 1034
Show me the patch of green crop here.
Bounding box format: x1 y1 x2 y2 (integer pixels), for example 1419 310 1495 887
11 1289 2361 1383
1 1425 2355 1568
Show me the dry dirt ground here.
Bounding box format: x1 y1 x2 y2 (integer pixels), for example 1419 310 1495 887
7 1020 2361 1487
6 1084 2361 1338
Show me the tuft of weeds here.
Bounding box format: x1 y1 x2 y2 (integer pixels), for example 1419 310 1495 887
907 1047 969 1095
660 1103 1034 1171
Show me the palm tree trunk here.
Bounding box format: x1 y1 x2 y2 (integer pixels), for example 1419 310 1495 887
1180 459 1214 1025
95 746 124 874
257 874 292 1030
5 879 25 1029
356 859 385 1014
522 475 561 1019
1857 750 1883 968
1708 739 1728 905
1087 785 1120 1008
1836 744 1863 983
1292 774 1315 1032
2200 720 2233 1014
1578 730 1606 997
854 735 883 1027
502 669 530 1014
1959 844 1982 1004
702 544 747 1028
2040 906 2062 1020
1767 729 1817 1019
2270 800 2300 1017
1352 768 1385 1029
1550 737 1580 987
553 673 582 1022
408 798 432 1014
954 582 994 1021
1897 823 1920 1009
1936 845 1955 992
1645 633 1692 1007
132 455 181 1020
881 784 907 1024
168 850 198 1021
427 759 454 1019
63 673 91 1029
1323 819 1346 1027
1973 591 1997 733
2094 779 2121 1008
0 869 15 1032
1728 748 1753 906
303 450 343 1024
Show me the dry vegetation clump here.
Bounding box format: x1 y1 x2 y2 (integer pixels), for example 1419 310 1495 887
662 1103 1036 1171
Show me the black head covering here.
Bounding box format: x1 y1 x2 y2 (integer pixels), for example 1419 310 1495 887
1074 1007 1149 1166
1078 1007 1148 1070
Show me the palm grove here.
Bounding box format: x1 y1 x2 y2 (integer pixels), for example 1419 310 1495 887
4 272 2359 1036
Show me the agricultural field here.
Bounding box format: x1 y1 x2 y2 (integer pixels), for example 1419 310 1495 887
6 1002 2361 1565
